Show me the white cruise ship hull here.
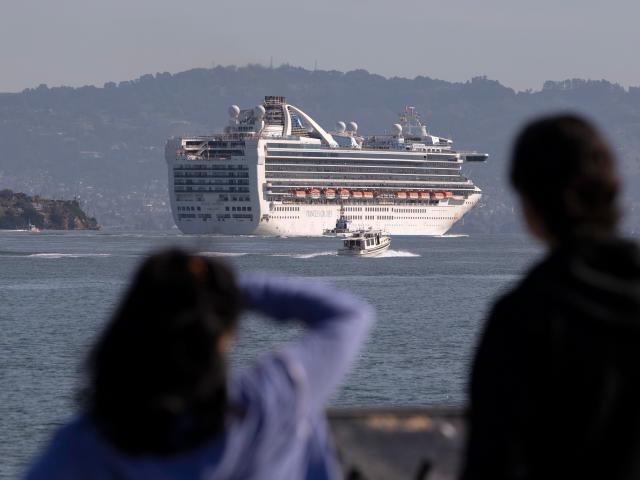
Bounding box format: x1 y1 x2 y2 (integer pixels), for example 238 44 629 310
169 192 481 236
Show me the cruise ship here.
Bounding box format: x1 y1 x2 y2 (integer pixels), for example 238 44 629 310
165 96 488 236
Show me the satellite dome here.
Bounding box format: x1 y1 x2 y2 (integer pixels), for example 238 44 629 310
336 121 346 133
254 105 266 119
348 121 358 133
391 123 403 136
228 105 240 118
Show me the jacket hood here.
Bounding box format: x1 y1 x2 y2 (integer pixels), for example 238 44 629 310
532 237 640 327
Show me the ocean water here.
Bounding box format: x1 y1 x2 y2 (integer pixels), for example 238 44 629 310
0 231 541 478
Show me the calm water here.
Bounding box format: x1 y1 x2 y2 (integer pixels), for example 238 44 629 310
0 231 541 478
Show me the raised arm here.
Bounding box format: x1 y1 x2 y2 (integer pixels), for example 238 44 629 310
238 273 375 412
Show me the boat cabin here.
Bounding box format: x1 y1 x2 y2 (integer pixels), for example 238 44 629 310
343 232 383 250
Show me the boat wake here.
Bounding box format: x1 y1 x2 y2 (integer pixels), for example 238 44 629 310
199 249 419 259
436 234 469 238
27 253 112 259
269 251 337 259
199 251 337 259
288 251 337 259
374 249 420 258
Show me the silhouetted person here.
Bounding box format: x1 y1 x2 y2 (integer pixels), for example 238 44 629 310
26 249 374 479
462 114 640 479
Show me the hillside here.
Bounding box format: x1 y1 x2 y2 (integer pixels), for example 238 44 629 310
0 189 98 230
0 65 639 232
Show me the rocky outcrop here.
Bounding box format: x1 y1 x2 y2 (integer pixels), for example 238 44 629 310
0 189 99 230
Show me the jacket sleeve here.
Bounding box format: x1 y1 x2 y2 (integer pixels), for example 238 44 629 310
461 296 530 480
238 273 375 413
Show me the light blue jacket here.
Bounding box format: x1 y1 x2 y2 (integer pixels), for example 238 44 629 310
26 274 374 479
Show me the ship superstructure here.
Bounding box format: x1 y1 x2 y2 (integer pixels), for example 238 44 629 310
166 96 487 236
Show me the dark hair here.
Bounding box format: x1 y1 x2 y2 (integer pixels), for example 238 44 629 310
510 114 620 239
83 249 241 456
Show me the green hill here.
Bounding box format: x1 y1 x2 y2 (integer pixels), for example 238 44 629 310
0 189 99 230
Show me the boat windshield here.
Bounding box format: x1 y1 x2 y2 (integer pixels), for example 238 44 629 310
343 238 365 249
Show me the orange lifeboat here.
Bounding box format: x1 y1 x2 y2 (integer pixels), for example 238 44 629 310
308 188 321 199
444 191 453 198
419 191 430 200
395 191 407 199
324 188 336 200
339 189 350 200
408 191 419 200
293 190 306 198
433 192 445 200
351 191 363 199
363 191 374 199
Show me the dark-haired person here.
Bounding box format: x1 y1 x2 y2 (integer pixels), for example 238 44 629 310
462 115 640 479
26 250 374 479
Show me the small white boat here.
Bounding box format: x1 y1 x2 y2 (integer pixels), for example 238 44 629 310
338 230 391 257
323 206 352 237
12 220 40 233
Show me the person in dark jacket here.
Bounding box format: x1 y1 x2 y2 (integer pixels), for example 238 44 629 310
462 114 640 480
26 249 374 479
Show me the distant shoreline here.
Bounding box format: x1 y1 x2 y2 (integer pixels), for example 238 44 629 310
0 189 99 231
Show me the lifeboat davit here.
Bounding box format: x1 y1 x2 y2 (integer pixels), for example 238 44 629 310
351 191 363 199
395 191 407 199
324 188 336 200
363 191 374 199
408 191 419 200
308 188 321 199
339 189 350 200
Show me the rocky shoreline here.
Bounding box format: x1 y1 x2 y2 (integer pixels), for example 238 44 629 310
0 189 99 230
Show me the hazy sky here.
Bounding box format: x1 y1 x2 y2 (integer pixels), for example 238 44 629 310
1 0 639 93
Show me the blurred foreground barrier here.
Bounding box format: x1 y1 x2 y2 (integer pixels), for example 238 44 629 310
327 407 465 480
